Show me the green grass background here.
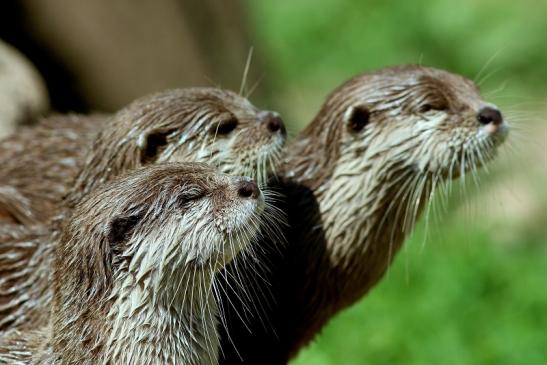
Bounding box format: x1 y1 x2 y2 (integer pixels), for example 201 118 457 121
245 0 547 364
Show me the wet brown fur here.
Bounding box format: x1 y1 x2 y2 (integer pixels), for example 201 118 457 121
0 87 285 334
218 65 508 364
0 114 100 224
0 163 264 364
0 87 284 226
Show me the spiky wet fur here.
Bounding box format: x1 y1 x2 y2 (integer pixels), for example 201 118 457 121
0 87 285 334
0 87 285 226
0 163 265 364
217 65 508 364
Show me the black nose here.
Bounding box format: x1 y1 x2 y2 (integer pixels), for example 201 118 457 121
477 107 503 126
237 180 259 199
263 112 286 135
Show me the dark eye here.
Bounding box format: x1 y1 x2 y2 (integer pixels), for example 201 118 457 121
211 117 238 136
347 106 370 133
177 188 206 210
419 104 433 113
418 102 447 113
140 129 177 164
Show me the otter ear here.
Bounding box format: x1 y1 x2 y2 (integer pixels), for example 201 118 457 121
108 214 142 244
138 129 177 164
344 105 370 133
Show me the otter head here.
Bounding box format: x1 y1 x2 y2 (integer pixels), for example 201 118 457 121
287 65 509 269
71 88 285 203
132 89 286 181
57 163 265 295
292 65 508 190
338 65 508 181
52 163 265 363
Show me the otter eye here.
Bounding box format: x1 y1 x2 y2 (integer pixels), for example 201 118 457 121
178 189 205 207
140 129 177 164
419 104 433 113
211 117 238 136
346 106 370 133
108 214 142 244
418 102 447 113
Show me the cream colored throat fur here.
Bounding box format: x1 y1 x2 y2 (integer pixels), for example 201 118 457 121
105 272 218 365
319 157 416 270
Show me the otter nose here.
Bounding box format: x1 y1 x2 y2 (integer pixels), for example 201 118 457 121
477 107 503 126
262 112 286 135
237 180 259 199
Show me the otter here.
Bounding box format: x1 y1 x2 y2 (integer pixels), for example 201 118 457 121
0 163 265 364
0 87 285 225
217 65 509 363
0 87 286 332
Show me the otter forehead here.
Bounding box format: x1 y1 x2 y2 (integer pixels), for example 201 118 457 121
114 86 281 146
120 87 257 127
337 65 482 111
171 87 257 115
75 163 217 214
200 88 256 110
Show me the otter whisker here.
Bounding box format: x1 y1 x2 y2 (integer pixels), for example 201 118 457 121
386 172 420 258
400 173 423 235
468 145 482 190
475 47 503 84
375 169 414 240
222 250 255 318
245 73 265 99
239 47 254 96
203 268 218 364
422 172 443 249
483 81 509 99
228 254 274 333
227 234 253 306
216 266 254 332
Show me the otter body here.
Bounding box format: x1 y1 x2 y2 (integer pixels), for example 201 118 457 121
0 114 102 224
218 65 509 363
0 163 265 364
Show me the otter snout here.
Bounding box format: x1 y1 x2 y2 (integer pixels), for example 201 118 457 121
477 106 509 139
260 111 286 135
478 107 502 126
237 180 260 199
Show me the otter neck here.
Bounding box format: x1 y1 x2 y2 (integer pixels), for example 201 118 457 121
53 264 220 365
281 110 344 191
284 126 432 310
103 269 219 365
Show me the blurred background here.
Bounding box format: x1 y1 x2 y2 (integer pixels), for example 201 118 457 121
1 0 546 363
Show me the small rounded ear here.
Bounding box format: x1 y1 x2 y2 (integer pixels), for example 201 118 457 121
138 129 177 164
344 105 370 133
108 214 142 244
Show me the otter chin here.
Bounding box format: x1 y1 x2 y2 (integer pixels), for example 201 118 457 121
217 65 509 364
0 163 265 364
0 87 286 226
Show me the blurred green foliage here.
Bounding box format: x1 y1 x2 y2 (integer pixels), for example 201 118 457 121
247 0 547 129
246 1 547 364
291 221 547 365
